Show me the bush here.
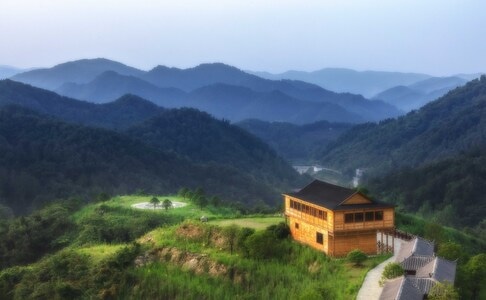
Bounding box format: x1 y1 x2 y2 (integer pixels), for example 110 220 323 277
380 262 404 285
347 249 367 266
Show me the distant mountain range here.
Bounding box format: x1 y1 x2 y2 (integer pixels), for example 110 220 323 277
0 65 26 79
10 59 402 124
251 68 431 98
252 68 482 107
373 76 467 111
0 80 305 213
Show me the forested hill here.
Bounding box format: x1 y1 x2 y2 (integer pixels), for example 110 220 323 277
125 109 301 187
320 76 486 177
237 119 352 162
367 148 486 237
0 79 164 129
0 80 304 192
0 106 284 215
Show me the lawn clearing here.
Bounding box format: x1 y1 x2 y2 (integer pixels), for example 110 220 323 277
131 201 187 210
209 216 284 230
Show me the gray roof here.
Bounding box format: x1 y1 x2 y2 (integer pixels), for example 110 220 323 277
400 255 434 272
380 276 424 300
284 179 394 210
407 277 436 295
396 237 434 264
416 257 456 284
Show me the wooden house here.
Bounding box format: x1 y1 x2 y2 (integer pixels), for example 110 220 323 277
283 180 395 257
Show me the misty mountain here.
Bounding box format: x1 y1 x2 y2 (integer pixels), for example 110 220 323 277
0 66 24 79
11 58 144 90
319 76 486 177
373 76 467 111
12 59 402 123
237 119 352 162
56 71 186 106
186 84 364 124
0 106 285 214
251 68 431 97
0 80 164 129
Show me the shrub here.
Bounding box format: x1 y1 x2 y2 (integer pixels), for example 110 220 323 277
347 249 367 266
380 262 404 286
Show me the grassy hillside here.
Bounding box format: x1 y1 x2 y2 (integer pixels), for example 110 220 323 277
0 196 388 300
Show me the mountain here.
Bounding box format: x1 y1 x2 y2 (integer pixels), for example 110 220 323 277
367 148 486 231
186 84 365 124
0 79 164 129
0 106 290 214
11 58 144 90
374 76 467 111
319 76 486 177
56 71 186 106
0 65 24 79
251 68 431 97
124 108 303 188
237 119 352 162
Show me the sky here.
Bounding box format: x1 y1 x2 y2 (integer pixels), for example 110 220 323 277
1 0 485 75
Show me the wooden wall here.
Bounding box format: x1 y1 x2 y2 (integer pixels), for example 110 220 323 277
284 195 395 257
288 216 328 253
330 231 377 256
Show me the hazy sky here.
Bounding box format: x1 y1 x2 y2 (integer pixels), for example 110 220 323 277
1 0 485 75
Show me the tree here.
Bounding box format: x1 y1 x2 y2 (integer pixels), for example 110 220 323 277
437 242 463 262
209 196 221 207
428 282 459 300
347 249 367 266
178 188 189 200
96 192 110 202
162 199 172 211
463 254 486 299
380 262 404 285
223 224 239 254
150 197 160 210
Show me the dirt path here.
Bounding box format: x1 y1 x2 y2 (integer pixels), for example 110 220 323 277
356 236 403 300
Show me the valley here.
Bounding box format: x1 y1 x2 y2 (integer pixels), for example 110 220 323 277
0 60 485 300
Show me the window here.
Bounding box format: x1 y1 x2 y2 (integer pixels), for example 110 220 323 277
375 211 383 221
316 232 324 244
345 213 354 223
365 211 374 221
290 200 294 209
295 222 299 229
354 212 364 222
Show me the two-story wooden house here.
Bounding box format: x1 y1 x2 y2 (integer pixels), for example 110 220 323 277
283 180 395 257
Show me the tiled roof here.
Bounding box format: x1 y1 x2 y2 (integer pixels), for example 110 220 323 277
380 276 424 300
284 179 394 210
407 277 436 295
396 237 434 264
401 255 434 272
416 257 456 284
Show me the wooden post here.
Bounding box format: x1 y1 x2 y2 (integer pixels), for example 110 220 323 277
380 231 384 254
392 233 395 254
386 231 389 253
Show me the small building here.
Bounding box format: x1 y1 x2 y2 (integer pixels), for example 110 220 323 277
283 179 395 257
380 237 457 300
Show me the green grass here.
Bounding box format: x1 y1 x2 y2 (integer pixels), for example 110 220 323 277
0 195 392 300
75 244 127 263
209 216 284 230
